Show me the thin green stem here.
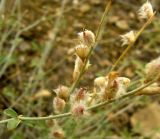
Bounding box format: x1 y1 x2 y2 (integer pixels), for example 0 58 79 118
69 0 112 94
110 12 155 72
19 112 71 121
95 0 112 41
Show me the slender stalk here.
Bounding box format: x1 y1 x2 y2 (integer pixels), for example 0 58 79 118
19 112 71 121
69 0 112 94
0 77 158 124
110 12 155 72
95 0 112 41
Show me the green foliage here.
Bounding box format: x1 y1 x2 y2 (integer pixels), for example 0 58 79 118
4 108 18 118
7 118 21 130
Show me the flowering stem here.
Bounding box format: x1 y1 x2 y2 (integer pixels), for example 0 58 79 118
110 12 155 72
69 0 112 94
0 77 158 124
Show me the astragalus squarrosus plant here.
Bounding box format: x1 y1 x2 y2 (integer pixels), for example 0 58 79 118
1 0 160 138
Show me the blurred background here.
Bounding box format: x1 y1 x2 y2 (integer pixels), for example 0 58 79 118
0 0 160 138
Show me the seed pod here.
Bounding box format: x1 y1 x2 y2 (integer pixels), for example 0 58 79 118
73 56 83 81
73 56 91 81
74 87 87 102
53 97 66 114
145 57 160 83
75 44 89 61
103 72 119 100
138 1 154 19
104 79 119 100
116 77 131 87
71 102 86 118
78 29 95 46
120 31 135 46
115 77 131 98
94 76 106 94
54 85 69 101
94 76 106 89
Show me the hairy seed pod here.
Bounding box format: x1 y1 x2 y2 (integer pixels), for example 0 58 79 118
115 77 131 98
104 79 119 100
71 103 86 118
53 97 66 114
78 29 95 46
75 44 89 61
94 76 106 89
102 72 119 100
120 31 135 46
73 56 91 81
94 76 106 95
145 57 160 83
116 77 131 87
138 1 154 19
74 87 87 102
73 56 83 81
54 85 69 101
